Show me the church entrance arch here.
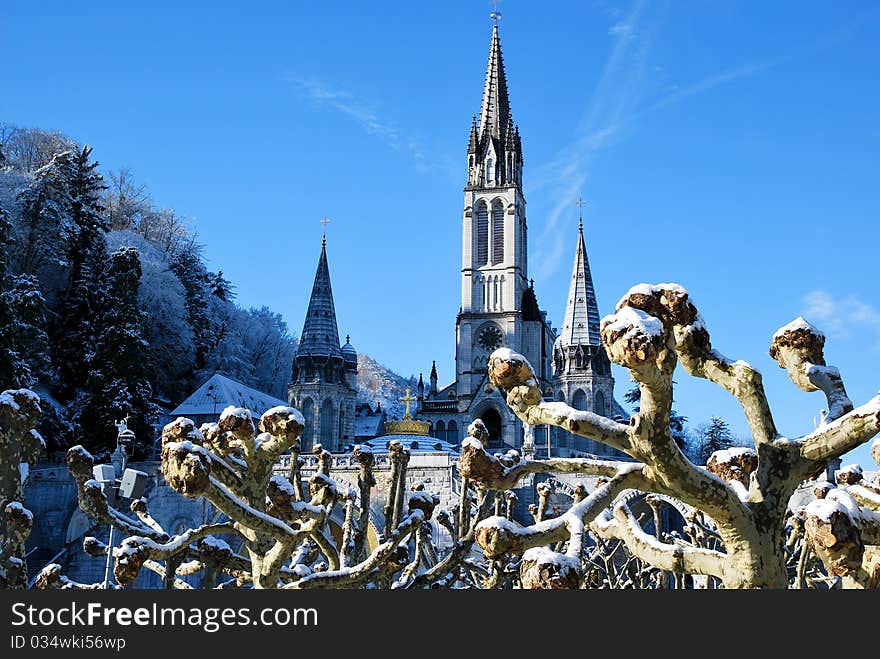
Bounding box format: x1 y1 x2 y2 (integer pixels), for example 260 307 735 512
476 407 503 450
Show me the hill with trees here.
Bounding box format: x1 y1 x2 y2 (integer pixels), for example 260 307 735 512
0 123 296 455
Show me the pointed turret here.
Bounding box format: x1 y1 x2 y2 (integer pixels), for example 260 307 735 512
429 360 438 396
417 373 425 401
297 239 343 359
504 113 516 150
467 115 479 154
557 220 602 348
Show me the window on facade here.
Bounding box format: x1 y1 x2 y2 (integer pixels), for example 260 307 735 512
475 201 489 266
436 420 446 443
447 420 458 444
301 398 314 452
491 200 504 264
486 158 494 184
320 399 335 451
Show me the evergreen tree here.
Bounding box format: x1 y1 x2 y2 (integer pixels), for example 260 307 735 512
169 242 216 376
73 247 156 456
14 150 74 278
0 209 49 388
694 416 735 465
51 146 109 400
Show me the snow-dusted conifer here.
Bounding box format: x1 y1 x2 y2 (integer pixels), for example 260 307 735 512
51 147 108 400
73 247 156 455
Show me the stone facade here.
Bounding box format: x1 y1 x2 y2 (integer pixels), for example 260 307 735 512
288 239 358 452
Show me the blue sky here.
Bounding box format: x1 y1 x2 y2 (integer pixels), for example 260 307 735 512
3 1 878 465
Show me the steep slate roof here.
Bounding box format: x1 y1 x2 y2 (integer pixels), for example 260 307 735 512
557 221 602 347
297 239 343 359
354 413 384 439
171 373 287 418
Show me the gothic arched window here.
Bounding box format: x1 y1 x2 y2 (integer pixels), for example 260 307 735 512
491 200 504 264
320 399 335 450
301 398 315 452
572 389 587 411
486 158 494 185
448 420 458 444
436 420 446 442
475 201 489 267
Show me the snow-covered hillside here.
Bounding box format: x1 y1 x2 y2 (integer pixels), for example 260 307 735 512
356 353 418 420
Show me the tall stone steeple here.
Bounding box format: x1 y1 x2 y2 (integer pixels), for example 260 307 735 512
289 237 357 452
478 23 510 141
426 15 555 452
467 22 522 189
297 238 342 359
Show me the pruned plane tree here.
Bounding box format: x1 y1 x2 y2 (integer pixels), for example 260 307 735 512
472 283 880 589
35 405 492 590
20 286 880 589
0 389 44 589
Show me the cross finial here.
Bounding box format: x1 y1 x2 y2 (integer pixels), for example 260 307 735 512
576 196 587 231
490 0 501 23
400 388 417 420
320 217 331 244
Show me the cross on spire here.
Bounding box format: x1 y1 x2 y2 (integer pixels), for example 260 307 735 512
576 196 587 231
490 0 501 22
320 217 331 244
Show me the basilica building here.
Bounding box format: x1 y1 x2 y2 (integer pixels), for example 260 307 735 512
289 19 626 456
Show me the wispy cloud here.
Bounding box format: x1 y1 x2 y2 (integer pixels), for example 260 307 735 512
636 16 865 119
283 73 455 179
529 0 653 280
528 3 872 281
802 290 880 351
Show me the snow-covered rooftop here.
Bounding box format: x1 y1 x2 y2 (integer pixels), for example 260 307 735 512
359 434 459 455
170 373 288 419
354 413 384 438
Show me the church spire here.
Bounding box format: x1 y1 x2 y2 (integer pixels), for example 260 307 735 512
478 22 511 142
298 238 343 358
558 208 601 347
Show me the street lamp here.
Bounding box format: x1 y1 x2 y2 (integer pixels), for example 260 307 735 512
94 418 148 589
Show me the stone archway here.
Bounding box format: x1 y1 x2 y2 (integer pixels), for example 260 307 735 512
478 408 503 450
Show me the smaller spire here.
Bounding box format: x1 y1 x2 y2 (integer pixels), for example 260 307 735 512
429 360 438 396
558 203 602 347
468 115 478 153
346 334 350 344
